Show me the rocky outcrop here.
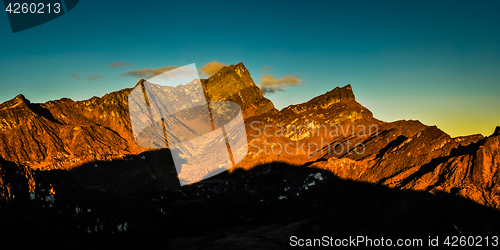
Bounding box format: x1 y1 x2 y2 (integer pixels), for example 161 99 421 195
0 91 136 171
201 63 277 118
494 126 500 136
453 134 484 147
306 84 356 108
240 83 378 168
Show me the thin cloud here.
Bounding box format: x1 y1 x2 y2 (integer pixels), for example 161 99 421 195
261 66 272 72
202 61 226 76
88 74 103 81
124 66 178 78
109 62 132 68
259 75 303 94
70 73 80 80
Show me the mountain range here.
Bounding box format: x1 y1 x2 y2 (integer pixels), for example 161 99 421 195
0 63 499 248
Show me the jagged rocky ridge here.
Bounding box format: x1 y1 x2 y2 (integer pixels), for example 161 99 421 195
0 63 499 247
0 63 499 208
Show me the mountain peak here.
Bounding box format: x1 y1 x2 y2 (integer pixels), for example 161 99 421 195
0 94 31 111
228 62 247 71
14 94 30 105
328 84 354 100
493 126 500 136
306 84 355 108
202 62 276 118
15 94 26 101
206 62 250 85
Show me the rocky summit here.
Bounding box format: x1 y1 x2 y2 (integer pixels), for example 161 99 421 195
0 63 499 248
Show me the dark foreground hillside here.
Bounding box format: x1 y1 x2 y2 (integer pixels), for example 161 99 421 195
2 158 499 249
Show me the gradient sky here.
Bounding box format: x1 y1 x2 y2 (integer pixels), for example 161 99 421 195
1 0 499 137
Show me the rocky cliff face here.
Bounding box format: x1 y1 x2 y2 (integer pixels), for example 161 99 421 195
201 62 277 118
0 92 136 171
240 83 377 168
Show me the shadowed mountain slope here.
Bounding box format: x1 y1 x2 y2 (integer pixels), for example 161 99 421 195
1 163 500 249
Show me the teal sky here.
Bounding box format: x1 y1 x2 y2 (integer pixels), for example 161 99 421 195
0 0 499 137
